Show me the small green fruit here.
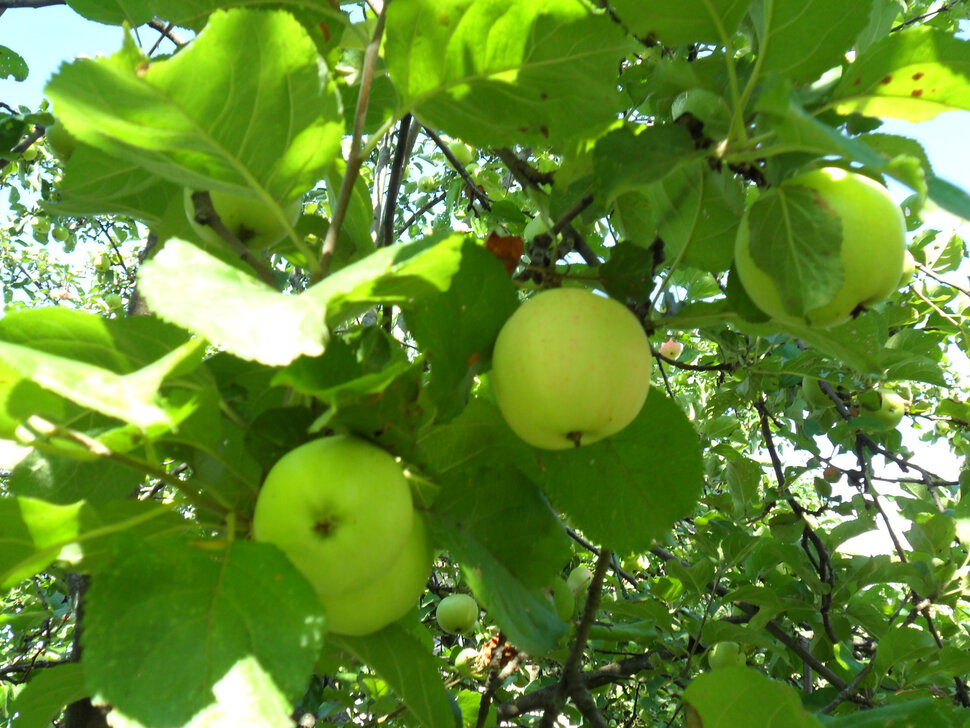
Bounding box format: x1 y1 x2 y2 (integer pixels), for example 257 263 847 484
436 594 479 634
802 375 836 410
447 141 475 166
184 188 301 250
46 120 78 161
707 641 745 670
549 578 574 621
567 565 593 594
858 389 907 430
417 175 436 193
454 647 481 677
21 146 38 162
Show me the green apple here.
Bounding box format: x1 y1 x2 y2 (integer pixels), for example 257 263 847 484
735 167 906 328
567 565 593 594
454 647 481 677
658 338 684 359
857 389 907 430
436 593 479 635
321 514 432 636
45 120 77 161
252 436 414 596
802 375 836 410
184 188 301 250
548 577 574 621
447 141 475 166
417 175 437 193
21 146 38 162
707 641 745 670
898 249 917 288
491 288 652 449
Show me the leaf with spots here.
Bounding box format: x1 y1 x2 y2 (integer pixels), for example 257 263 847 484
833 27 970 121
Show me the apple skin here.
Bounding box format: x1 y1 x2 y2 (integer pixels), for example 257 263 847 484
567 565 593 594
45 121 77 162
658 338 684 359
898 250 917 288
454 647 481 677
321 514 432 636
252 436 414 596
184 188 300 250
549 577 574 621
802 375 836 410
707 641 745 670
491 288 652 449
735 167 906 328
436 593 479 634
858 389 907 430
447 141 475 165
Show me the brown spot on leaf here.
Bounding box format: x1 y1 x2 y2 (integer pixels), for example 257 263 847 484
912 71 924 81
852 78 861 86
485 231 524 275
540 91 548 100
911 89 923 97
880 75 893 85
539 125 549 138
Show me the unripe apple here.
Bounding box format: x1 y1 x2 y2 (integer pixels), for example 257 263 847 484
252 436 414 596
320 514 432 636
491 288 652 449
658 338 683 359
735 167 906 328
454 647 481 677
823 465 841 483
552 578 574 621
802 375 836 410
898 250 917 288
447 141 475 166
857 389 907 430
45 120 77 161
567 565 593 594
436 593 479 634
707 641 745 669
184 188 301 250
21 146 38 162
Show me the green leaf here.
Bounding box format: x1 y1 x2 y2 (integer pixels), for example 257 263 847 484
874 623 938 676
47 146 182 225
684 667 824 727
538 391 704 554
610 0 753 45
430 465 571 591
0 497 85 589
599 242 657 302
645 162 745 272
65 0 152 25
0 331 204 431
9 450 142 504
818 698 958 727
84 536 326 728
832 27 970 121
926 176 970 221
742 185 844 317
385 0 631 146
752 0 873 83
308 233 470 326
404 241 519 420
0 45 28 82
330 626 460 728
8 662 87 728
593 125 703 204
46 9 342 201
138 239 329 367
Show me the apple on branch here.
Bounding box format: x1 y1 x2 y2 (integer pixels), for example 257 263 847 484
436 593 479 635
252 436 415 597
184 188 301 250
658 338 683 359
490 287 652 449
735 167 906 328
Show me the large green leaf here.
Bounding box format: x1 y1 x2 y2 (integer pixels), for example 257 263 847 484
385 0 631 146
0 497 86 589
832 27 970 121
751 0 873 83
10 450 143 504
538 391 704 554
817 699 959 727
138 239 329 367
8 662 87 728
331 626 460 728
684 667 825 727
85 536 326 728
610 0 753 45
46 9 342 203
404 241 519 420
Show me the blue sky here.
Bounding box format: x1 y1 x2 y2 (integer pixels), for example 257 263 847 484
2 5 969 204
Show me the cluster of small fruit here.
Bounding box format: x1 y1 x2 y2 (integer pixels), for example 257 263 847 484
252 436 432 636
